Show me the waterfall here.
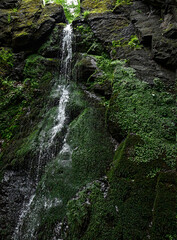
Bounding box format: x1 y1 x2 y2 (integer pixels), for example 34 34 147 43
12 21 74 240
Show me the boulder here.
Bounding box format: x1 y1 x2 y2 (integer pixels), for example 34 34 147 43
87 12 133 44
73 54 100 83
80 0 116 12
0 0 66 50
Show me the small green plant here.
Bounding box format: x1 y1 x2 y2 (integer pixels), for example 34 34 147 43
112 38 126 48
83 10 90 19
7 13 11 23
147 168 161 178
0 48 14 67
13 8 18 13
128 35 142 49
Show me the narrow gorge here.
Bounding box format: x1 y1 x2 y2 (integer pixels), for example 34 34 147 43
0 0 176 240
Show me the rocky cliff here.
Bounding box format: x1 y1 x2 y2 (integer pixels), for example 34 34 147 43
0 0 176 239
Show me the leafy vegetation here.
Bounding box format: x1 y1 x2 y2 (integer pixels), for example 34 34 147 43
73 24 105 54
0 47 13 69
112 35 142 50
0 53 53 149
44 0 80 22
87 56 176 168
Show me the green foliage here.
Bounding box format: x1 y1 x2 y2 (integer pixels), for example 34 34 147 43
0 54 52 146
112 38 125 48
24 54 45 77
0 48 13 68
128 35 142 49
86 56 176 168
112 35 142 51
74 23 104 55
7 13 11 23
13 8 18 13
108 61 176 167
150 171 177 239
83 10 90 19
45 0 80 23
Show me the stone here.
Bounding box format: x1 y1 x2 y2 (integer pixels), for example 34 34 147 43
0 0 66 50
87 12 132 44
73 54 100 83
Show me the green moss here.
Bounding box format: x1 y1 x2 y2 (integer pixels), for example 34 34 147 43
0 52 54 172
66 181 117 240
68 107 114 184
81 0 117 12
16 86 113 239
151 171 177 240
108 63 176 167
65 133 176 240
84 57 176 168
14 31 29 38
115 0 133 7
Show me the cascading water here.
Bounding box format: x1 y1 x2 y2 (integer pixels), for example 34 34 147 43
12 2 77 239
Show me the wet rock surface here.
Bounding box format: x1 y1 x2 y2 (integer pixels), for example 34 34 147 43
0 171 34 240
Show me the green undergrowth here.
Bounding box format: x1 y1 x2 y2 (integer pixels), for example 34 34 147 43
112 35 142 52
110 63 176 167
0 47 13 71
73 23 105 54
87 56 176 168
0 53 54 172
65 134 177 239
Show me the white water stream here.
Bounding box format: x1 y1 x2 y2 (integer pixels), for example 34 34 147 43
12 12 74 240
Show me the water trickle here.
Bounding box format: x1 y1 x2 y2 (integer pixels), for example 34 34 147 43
12 22 74 240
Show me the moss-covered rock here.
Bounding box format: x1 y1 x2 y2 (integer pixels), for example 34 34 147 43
65 134 177 240
151 170 177 240
81 0 117 12
14 83 114 240
0 0 66 50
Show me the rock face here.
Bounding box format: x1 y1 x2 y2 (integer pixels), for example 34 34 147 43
0 1 66 239
0 0 176 240
0 0 66 50
75 0 177 85
68 1 177 240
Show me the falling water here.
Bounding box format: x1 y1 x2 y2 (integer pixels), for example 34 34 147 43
12 14 74 240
